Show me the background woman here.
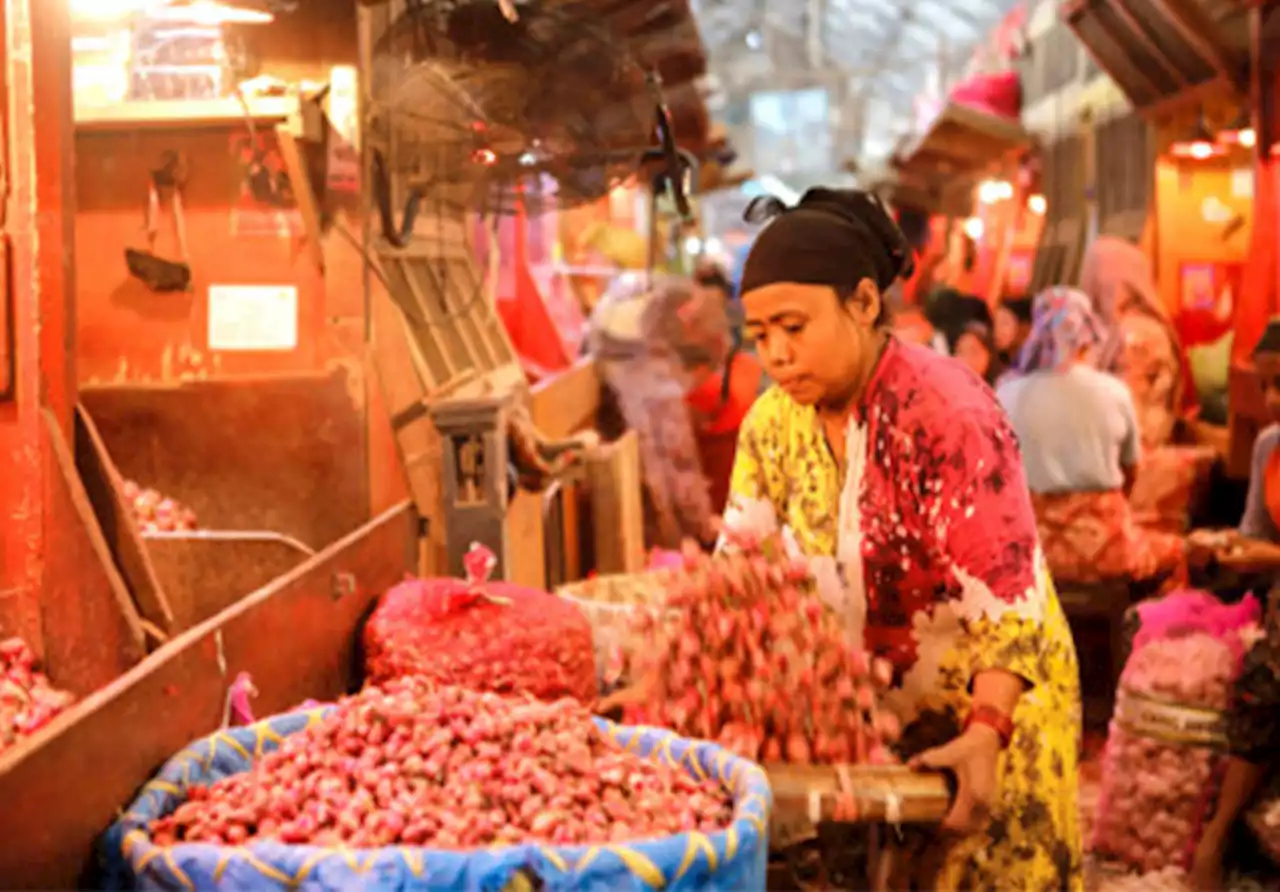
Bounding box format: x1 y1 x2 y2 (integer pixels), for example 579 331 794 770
1079 236 1197 449
1190 317 1280 576
994 294 1033 368
1190 582 1280 890
725 188 1082 891
953 320 1003 386
996 287 1184 586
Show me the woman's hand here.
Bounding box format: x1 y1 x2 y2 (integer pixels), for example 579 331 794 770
1218 537 1280 571
909 724 1002 834
1188 828 1225 891
1186 528 1236 568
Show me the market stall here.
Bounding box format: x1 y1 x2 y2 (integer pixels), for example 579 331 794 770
1062 0 1255 470
1229 8 1280 477
889 75 1032 304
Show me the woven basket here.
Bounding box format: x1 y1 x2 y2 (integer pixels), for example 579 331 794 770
556 571 674 687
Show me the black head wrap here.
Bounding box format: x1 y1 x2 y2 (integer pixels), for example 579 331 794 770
738 188 915 299
999 295 1034 325
1254 316 1280 358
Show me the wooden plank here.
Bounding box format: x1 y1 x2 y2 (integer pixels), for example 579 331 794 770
145 532 312 631
587 430 645 575
0 501 416 890
74 96 293 130
38 409 148 695
368 286 445 574
0 240 11 399
530 357 601 440
560 480 583 582
73 404 174 637
506 487 547 590
275 123 327 274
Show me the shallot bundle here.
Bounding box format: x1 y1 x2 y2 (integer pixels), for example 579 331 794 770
363 544 597 703
0 637 76 754
122 479 197 533
620 545 899 765
148 678 732 849
1092 591 1260 873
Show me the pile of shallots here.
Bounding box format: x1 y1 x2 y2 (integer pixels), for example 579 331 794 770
363 545 597 703
1092 591 1260 873
148 679 732 849
620 546 899 765
122 479 197 533
0 637 76 754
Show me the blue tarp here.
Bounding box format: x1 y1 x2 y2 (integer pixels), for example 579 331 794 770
103 707 771 891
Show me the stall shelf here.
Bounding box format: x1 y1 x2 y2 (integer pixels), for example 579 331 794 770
74 369 369 638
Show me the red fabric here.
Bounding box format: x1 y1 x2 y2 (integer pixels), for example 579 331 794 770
948 71 1022 120
1234 156 1280 362
851 340 1042 668
696 430 738 515
1129 445 1216 534
1031 490 1185 586
685 351 763 435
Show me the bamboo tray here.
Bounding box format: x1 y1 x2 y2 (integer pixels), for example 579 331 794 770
767 764 951 849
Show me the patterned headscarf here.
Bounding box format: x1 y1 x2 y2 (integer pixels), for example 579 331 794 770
1015 286 1107 374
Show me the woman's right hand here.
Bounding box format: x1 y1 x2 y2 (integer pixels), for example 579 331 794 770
1186 528 1235 571
1218 537 1280 571
1188 829 1225 891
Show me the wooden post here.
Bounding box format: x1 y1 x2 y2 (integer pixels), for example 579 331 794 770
0 0 77 653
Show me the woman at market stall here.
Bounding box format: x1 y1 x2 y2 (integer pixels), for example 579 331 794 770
953 319 1003 386
723 187 1083 891
1189 317 1280 577
996 287 1186 587
1079 236 1197 449
1190 583 1280 890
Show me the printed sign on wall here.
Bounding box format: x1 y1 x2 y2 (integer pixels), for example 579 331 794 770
207 285 298 351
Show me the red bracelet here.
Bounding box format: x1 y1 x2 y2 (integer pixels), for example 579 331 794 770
964 704 1014 749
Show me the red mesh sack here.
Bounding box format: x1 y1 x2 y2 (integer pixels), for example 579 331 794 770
363 544 598 702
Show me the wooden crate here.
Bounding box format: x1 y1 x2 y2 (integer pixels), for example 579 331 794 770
0 502 416 889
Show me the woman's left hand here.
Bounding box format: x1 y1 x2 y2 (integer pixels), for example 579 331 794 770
909 724 1002 834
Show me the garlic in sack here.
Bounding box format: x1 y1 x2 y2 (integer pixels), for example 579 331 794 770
1091 596 1258 874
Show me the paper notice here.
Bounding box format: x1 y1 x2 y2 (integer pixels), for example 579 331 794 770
207 285 298 351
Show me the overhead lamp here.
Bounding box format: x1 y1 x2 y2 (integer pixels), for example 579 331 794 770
146 1 274 25
963 216 984 240
1169 113 1225 161
1217 109 1256 149
1027 193 1046 214
70 0 161 20
977 179 1014 204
